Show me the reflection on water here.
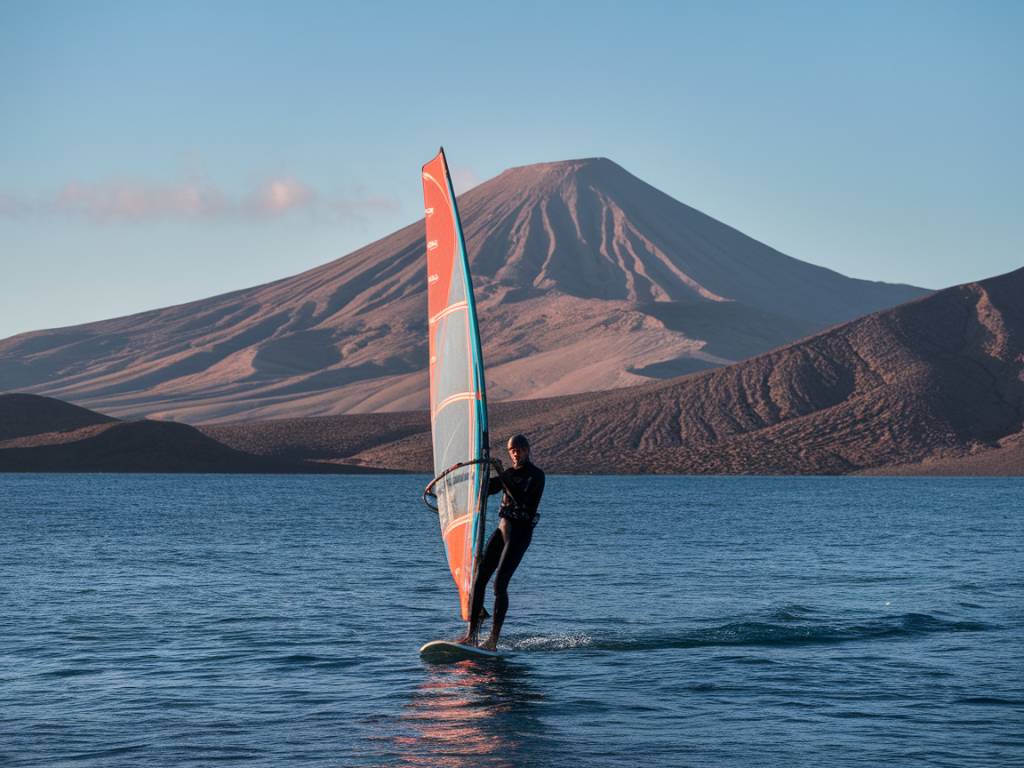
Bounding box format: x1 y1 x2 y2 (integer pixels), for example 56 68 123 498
391 660 549 767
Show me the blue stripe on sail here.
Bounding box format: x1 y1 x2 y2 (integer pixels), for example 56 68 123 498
442 155 489 581
443 170 488 426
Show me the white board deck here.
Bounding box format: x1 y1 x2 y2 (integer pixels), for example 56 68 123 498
419 639 506 662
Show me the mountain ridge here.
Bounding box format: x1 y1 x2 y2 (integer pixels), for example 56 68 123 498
206 267 1022 475
3 267 1020 475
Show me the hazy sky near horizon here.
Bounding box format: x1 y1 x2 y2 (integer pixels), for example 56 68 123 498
2 0 1021 340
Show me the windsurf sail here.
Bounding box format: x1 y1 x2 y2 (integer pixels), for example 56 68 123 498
421 148 490 621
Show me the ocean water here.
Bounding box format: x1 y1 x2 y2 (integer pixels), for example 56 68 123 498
1 474 1021 767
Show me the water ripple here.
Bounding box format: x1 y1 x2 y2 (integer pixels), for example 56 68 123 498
1 474 1021 768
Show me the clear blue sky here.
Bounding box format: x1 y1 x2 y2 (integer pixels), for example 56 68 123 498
2 0 1021 340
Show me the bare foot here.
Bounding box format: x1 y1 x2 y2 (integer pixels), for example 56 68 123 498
455 632 478 647
479 635 498 651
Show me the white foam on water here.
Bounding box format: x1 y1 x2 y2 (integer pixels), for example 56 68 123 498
511 632 594 651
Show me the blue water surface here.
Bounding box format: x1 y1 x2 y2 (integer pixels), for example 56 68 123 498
1 475 1022 767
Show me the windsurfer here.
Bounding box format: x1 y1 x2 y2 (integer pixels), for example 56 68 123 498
457 434 545 650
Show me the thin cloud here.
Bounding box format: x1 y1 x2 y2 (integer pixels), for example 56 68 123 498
0 176 399 222
248 177 315 216
450 166 480 195
330 195 401 221
0 192 30 216
54 179 226 220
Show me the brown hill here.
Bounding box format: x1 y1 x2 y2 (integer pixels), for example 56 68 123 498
0 395 379 473
207 267 1024 475
860 431 1024 476
202 411 430 465
0 158 924 423
0 392 116 441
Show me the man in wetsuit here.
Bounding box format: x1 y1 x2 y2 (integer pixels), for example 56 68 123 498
458 434 545 651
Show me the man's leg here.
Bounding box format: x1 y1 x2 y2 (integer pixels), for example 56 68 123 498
456 528 504 645
481 523 532 650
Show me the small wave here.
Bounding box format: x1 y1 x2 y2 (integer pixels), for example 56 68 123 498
769 603 818 622
956 696 1024 707
41 667 100 678
213 614 282 625
509 613 990 654
67 744 149 760
955 582 999 596
272 653 330 665
267 653 358 670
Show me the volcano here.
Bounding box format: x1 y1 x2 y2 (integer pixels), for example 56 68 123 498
0 158 925 422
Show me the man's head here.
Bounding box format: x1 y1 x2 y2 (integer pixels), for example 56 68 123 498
506 434 530 468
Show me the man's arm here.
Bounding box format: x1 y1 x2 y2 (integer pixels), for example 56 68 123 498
523 469 545 511
487 459 506 496
487 475 504 496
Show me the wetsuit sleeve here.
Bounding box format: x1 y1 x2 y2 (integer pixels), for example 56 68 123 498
524 469 545 512
487 474 504 496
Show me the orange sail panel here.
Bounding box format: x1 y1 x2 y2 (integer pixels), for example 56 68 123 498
422 148 490 621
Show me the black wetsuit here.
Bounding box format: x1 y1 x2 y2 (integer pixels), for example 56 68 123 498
467 461 546 636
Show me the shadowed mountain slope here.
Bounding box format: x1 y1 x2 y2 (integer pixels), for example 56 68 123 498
208 268 1023 475
861 431 1024 476
0 393 116 441
0 395 379 473
0 158 925 422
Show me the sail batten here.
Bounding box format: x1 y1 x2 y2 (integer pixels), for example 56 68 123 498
422 148 490 621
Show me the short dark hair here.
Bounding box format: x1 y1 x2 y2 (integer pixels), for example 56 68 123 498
507 434 530 450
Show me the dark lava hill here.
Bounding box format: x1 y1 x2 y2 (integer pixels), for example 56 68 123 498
0 393 116 441
0 395 377 474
